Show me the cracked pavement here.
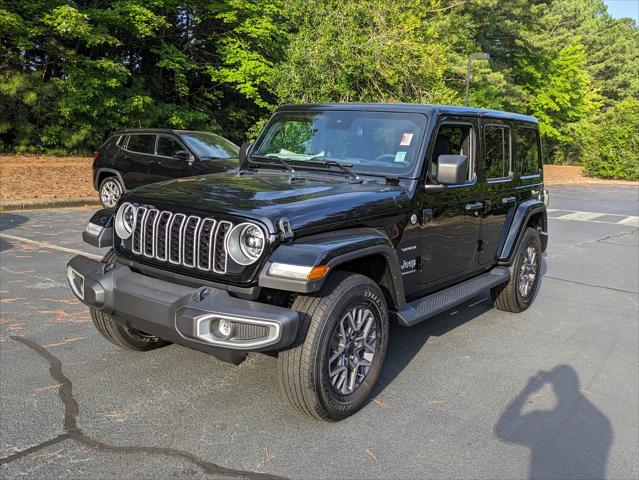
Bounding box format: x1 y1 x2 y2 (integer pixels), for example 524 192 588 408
1 185 638 479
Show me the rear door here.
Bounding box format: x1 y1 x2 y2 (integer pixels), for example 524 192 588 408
479 121 516 264
150 134 194 182
417 118 483 287
118 134 156 188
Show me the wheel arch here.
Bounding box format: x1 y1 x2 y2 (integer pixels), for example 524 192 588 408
259 228 406 310
95 168 127 192
497 199 547 265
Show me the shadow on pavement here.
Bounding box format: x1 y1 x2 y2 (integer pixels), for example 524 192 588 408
495 365 613 480
0 213 29 252
374 293 494 396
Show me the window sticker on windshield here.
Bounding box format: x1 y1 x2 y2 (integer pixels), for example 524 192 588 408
394 151 407 163
400 133 414 146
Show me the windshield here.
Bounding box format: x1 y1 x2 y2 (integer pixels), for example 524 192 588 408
178 131 239 159
252 110 427 175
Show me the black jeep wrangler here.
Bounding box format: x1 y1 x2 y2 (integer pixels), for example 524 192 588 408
67 104 548 421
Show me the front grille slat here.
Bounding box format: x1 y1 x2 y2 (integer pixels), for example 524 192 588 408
143 209 159 257
128 207 230 273
213 221 232 274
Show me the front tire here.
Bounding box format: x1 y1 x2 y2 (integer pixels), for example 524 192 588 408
99 176 123 208
90 249 169 351
491 227 542 313
277 272 389 421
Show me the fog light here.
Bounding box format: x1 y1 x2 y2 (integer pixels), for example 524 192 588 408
67 266 85 300
211 318 235 340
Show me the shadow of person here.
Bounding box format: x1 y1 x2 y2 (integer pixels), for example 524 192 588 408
495 365 613 480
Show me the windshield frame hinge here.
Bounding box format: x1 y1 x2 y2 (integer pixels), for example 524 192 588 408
278 217 294 241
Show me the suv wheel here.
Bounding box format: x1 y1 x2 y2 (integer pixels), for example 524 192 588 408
90 249 170 351
99 176 122 208
491 227 542 313
277 271 389 421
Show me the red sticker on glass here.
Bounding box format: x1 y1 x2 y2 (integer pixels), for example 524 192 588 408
400 133 414 146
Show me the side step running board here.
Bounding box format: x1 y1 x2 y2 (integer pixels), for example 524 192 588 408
395 267 510 327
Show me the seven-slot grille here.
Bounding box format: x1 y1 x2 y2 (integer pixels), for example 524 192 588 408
130 207 232 273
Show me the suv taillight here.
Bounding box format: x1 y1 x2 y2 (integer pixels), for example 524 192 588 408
93 151 100 161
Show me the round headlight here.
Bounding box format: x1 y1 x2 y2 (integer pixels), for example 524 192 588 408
227 222 265 265
114 202 136 239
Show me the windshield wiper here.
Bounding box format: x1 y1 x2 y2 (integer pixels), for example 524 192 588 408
249 154 295 174
307 156 360 182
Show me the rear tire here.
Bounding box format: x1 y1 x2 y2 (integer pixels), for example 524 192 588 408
277 272 389 421
90 249 169 351
99 176 122 208
491 227 542 313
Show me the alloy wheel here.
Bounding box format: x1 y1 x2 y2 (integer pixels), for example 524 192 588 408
100 179 121 208
328 305 378 395
518 244 539 298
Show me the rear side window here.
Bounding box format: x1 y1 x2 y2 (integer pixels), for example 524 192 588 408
484 125 511 180
156 135 184 157
516 127 541 176
126 134 156 154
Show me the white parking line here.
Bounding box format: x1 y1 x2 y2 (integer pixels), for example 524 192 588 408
548 209 639 226
556 211 603 221
619 216 639 227
0 233 102 260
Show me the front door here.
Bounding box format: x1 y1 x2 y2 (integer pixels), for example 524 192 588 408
150 134 194 182
417 119 482 287
479 122 516 264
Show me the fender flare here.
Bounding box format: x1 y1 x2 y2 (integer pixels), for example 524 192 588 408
497 198 547 264
94 168 127 192
259 227 406 309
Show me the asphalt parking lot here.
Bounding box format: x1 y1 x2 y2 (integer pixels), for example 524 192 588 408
1 184 638 479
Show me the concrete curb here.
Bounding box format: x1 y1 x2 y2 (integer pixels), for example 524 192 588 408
0 198 100 212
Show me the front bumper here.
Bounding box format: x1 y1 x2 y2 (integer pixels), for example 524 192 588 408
67 255 299 364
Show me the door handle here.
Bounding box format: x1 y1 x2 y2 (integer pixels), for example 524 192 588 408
465 202 484 211
502 196 517 204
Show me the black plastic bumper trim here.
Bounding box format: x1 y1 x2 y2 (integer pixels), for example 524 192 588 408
67 255 299 362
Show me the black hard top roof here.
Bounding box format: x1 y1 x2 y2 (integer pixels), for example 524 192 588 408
277 103 538 124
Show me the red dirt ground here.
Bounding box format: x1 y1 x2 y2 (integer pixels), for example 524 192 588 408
0 155 636 203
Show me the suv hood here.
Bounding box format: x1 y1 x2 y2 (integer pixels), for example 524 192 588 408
124 171 411 233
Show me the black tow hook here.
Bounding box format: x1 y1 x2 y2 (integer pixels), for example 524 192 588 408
194 287 211 302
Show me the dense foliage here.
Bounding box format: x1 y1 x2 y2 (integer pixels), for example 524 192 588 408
1 0 637 177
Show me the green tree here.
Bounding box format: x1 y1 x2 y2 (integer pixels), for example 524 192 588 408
274 0 462 104
0 0 286 152
580 98 639 180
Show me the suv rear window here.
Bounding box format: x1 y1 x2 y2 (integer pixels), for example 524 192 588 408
484 125 511 180
127 134 156 154
516 127 541 176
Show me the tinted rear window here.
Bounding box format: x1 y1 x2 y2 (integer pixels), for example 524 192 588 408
516 127 541 176
484 125 511 179
127 134 156 154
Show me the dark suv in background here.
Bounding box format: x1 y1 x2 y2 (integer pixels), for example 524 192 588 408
93 129 239 207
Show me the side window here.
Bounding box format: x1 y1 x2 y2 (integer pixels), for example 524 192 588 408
484 125 511 180
117 135 128 147
516 127 541 176
156 136 184 157
126 134 155 154
429 124 475 184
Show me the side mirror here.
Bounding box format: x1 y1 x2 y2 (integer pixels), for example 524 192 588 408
239 142 253 169
435 154 468 185
173 150 194 165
